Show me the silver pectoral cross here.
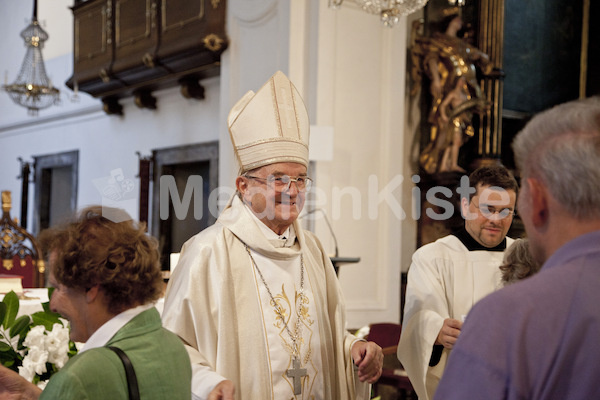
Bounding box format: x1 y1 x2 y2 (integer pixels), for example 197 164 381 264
286 357 307 395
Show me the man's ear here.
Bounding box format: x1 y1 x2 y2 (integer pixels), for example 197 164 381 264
460 195 471 219
235 176 247 195
85 285 100 303
236 176 252 205
526 177 549 228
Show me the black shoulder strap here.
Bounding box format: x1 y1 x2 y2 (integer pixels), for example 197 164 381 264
108 346 140 400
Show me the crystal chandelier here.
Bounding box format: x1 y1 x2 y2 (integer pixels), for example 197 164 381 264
329 0 430 27
2 0 60 116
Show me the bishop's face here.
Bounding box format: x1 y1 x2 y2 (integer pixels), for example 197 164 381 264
237 162 307 235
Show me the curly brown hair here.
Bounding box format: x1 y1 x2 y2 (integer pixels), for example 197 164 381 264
39 206 164 314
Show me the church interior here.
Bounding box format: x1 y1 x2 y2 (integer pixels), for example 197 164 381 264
0 0 597 397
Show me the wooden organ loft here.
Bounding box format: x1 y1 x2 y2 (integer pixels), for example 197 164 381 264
66 0 228 115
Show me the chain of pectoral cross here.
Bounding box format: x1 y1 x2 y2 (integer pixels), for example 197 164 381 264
245 244 308 395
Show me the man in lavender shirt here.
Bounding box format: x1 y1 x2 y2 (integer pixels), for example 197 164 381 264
434 96 600 400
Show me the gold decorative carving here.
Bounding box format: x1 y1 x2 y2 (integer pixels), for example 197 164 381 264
1 191 45 286
142 53 156 68
2 191 11 213
211 0 220 8
203 34 224 52
38 259 45 274
99 68 110 83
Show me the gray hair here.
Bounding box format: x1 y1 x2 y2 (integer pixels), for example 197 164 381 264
512 96 600 219
499 238 541 286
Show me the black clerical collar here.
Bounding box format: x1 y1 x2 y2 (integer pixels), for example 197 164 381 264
452 227 507 252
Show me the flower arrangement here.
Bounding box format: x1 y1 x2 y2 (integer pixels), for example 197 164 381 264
0 289 78 388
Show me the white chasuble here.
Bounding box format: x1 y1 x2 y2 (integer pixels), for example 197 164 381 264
250 250 324 399
398 234 514 400
161 194 370 400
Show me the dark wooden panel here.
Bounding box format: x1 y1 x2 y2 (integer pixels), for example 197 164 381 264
586 0 600 96
73 0 113 83
115 0 153 48
158 0 226 71
67 0 228 105
112 0 165 84
162 0 203 31
503 0 583 113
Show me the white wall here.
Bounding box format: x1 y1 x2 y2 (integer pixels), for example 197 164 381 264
306 2 412 327
0 1 223 230
1 0 419 328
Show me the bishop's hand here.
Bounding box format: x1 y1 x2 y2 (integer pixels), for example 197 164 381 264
351 340 384 384
207 380 235 400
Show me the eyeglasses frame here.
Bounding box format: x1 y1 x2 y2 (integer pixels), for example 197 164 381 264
243 174 313 192
471 199 517 219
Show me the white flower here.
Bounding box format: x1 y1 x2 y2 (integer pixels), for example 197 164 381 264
19 345 49 383
46 324 67 351
18 365 35 382
23 325 46 351
45 333 61 354
22 346 48 376
16 318 75 383
45 323 70 368
37 380 49 390
50 352 70 369
52 322 70 342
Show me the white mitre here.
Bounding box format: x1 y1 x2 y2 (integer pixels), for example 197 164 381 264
227 71 310 174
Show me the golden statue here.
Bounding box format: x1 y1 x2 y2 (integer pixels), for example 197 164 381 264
412 9 492 174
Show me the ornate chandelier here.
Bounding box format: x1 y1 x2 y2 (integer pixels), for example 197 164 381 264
2 0 60 116
329 0 430 27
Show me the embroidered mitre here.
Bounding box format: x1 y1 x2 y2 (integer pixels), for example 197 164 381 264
227 71 310 174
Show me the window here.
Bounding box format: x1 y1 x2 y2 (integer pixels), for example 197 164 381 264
151 142 218 270
33 150 79 234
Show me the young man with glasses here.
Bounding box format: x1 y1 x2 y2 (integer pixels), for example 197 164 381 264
162 71 383 400
435 97 600 399
398 165 518 400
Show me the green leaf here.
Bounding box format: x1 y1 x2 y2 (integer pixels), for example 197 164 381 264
0 356 16 371
0 345 20 372
0 303 6 329
41 287 55 313
9 315 31 339
68 341 78 356
2 292 19 329
31 311 61 331
0 341 12 352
